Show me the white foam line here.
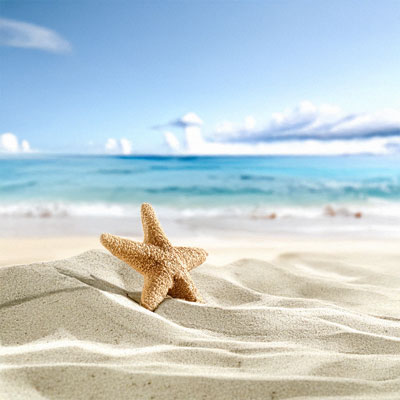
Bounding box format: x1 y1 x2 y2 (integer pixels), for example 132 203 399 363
1 201 400 219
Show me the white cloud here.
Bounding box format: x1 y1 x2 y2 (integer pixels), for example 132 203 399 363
105 138 133 155
244 116 256 130
105 138 118 152
153 112 203 131
269 101 342 133
163 103 400 156
164 132 181 152
119 138 132 155
214 101 400 142
0 133 32 153
21 140 31 152
182 125 400 155
180 112 203 126
330 109 400 135
0 17 71 53
215 120 235 135
215 115 257 136
163 124 205 154
185 125 206 153
186 136 400 156
0 133 19 152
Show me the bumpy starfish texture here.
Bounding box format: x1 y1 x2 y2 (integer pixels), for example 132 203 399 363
100 203 207 311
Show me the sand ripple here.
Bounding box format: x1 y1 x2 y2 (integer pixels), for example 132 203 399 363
1 250 399 399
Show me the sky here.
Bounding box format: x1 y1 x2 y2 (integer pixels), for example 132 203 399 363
1 0 400 155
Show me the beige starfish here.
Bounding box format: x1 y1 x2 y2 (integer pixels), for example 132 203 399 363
100 203 207 311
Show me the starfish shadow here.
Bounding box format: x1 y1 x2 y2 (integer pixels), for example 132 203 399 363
127 291 142 304
56 268 141 305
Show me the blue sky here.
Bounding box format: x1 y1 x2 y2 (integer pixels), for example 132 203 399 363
1 0 400 155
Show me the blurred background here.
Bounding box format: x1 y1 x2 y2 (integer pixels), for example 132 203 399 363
1 0 400 241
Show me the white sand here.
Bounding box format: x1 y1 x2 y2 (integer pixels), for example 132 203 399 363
1 245 400 399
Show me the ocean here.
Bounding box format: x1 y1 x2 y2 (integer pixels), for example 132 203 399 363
1 154 400 237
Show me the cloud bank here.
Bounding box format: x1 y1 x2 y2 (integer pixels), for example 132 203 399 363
0 17 71 53
0 133 31 153
163 103 400 155
105 138 132 155
215 101 400 142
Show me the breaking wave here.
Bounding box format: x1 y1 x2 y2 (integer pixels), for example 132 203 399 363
1 200 400 220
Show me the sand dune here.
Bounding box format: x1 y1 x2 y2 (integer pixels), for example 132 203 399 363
1 249 400 399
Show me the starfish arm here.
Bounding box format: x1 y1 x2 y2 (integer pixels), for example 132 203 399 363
141 274 173 311
100 233 159 275
168 272 204 303
141 203 173 249
175 246 208 271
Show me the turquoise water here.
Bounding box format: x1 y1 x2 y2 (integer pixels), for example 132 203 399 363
1 155 400 217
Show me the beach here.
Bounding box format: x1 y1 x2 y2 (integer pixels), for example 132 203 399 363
1 235 400 399
1 155 400 399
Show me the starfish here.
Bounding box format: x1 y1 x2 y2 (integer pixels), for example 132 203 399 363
100 203 207 311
